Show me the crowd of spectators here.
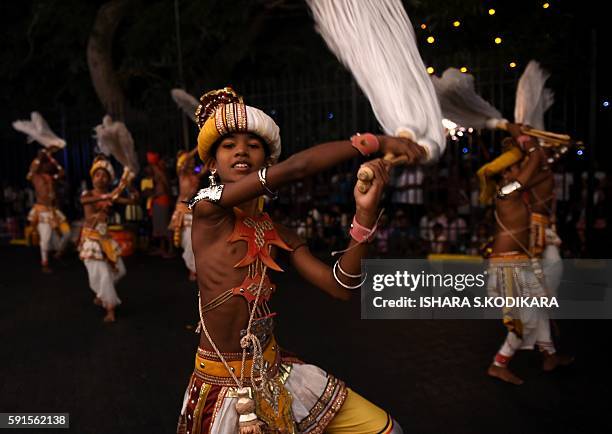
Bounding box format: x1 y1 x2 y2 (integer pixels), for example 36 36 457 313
267 164 610 259
1 155 610 259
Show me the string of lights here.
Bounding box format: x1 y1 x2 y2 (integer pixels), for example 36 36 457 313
419 2 555 75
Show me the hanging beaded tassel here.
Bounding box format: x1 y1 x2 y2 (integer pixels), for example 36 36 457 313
236 387 264 434
195 249 270 433
235 268 269 433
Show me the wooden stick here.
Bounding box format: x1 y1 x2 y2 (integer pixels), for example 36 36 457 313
540 139 583 148
356 153 409 193
111 168 135 200
495 121 576 146
523 128 570 141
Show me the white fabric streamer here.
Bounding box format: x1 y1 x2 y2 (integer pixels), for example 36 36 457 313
306 0 445 162
171 88 200 124
12 112 66 149
514 60 554 130
432 68 506 130
93 115 140 174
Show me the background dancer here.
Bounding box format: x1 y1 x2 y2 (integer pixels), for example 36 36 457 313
25 148 71 273
478 125 572 384
145 151 174 258
79 156 136 322
169 148 204 281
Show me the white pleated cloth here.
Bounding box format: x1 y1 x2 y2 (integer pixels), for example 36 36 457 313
180 363 343 433
543 228 563 296
36 220 63 253
79 223 125 309
83 258 125 309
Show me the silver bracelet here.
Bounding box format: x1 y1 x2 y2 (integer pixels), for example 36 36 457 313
332 260 367 290
335 259 363 279
257 167 278 199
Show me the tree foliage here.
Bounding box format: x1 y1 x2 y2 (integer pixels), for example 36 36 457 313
0 0 588 119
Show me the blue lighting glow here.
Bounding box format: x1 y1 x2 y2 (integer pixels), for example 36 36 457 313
603 101 610 108
328 112 334 119
577 149 584 156
194 165 202 173
462 147 469 154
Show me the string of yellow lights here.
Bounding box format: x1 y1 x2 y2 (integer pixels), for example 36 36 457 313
420 2 553 74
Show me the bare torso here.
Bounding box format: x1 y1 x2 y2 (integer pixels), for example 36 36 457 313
528 171 554 217
31 174 56 206
82 190 112 228
492 195 530 254
192 208 296 352
152 165 170 197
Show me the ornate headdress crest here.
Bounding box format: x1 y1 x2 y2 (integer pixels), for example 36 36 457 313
89 155 115 181
195 87 242 129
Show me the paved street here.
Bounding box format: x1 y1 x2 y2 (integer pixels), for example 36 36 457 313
0 245 609 434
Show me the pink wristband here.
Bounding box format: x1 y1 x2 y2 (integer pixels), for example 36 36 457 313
350 215 378 243
351 133 380 156
516 135 531 148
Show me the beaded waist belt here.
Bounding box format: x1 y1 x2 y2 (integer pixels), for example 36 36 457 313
193 335 279 387
488 252 530 264
80 226 118 264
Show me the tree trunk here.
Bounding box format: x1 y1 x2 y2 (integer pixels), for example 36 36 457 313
87 0 128 119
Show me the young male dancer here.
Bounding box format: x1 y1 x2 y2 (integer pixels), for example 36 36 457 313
176 88 425 433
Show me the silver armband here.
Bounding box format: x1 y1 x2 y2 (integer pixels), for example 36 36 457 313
497 180 522 199
187 185 224 209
